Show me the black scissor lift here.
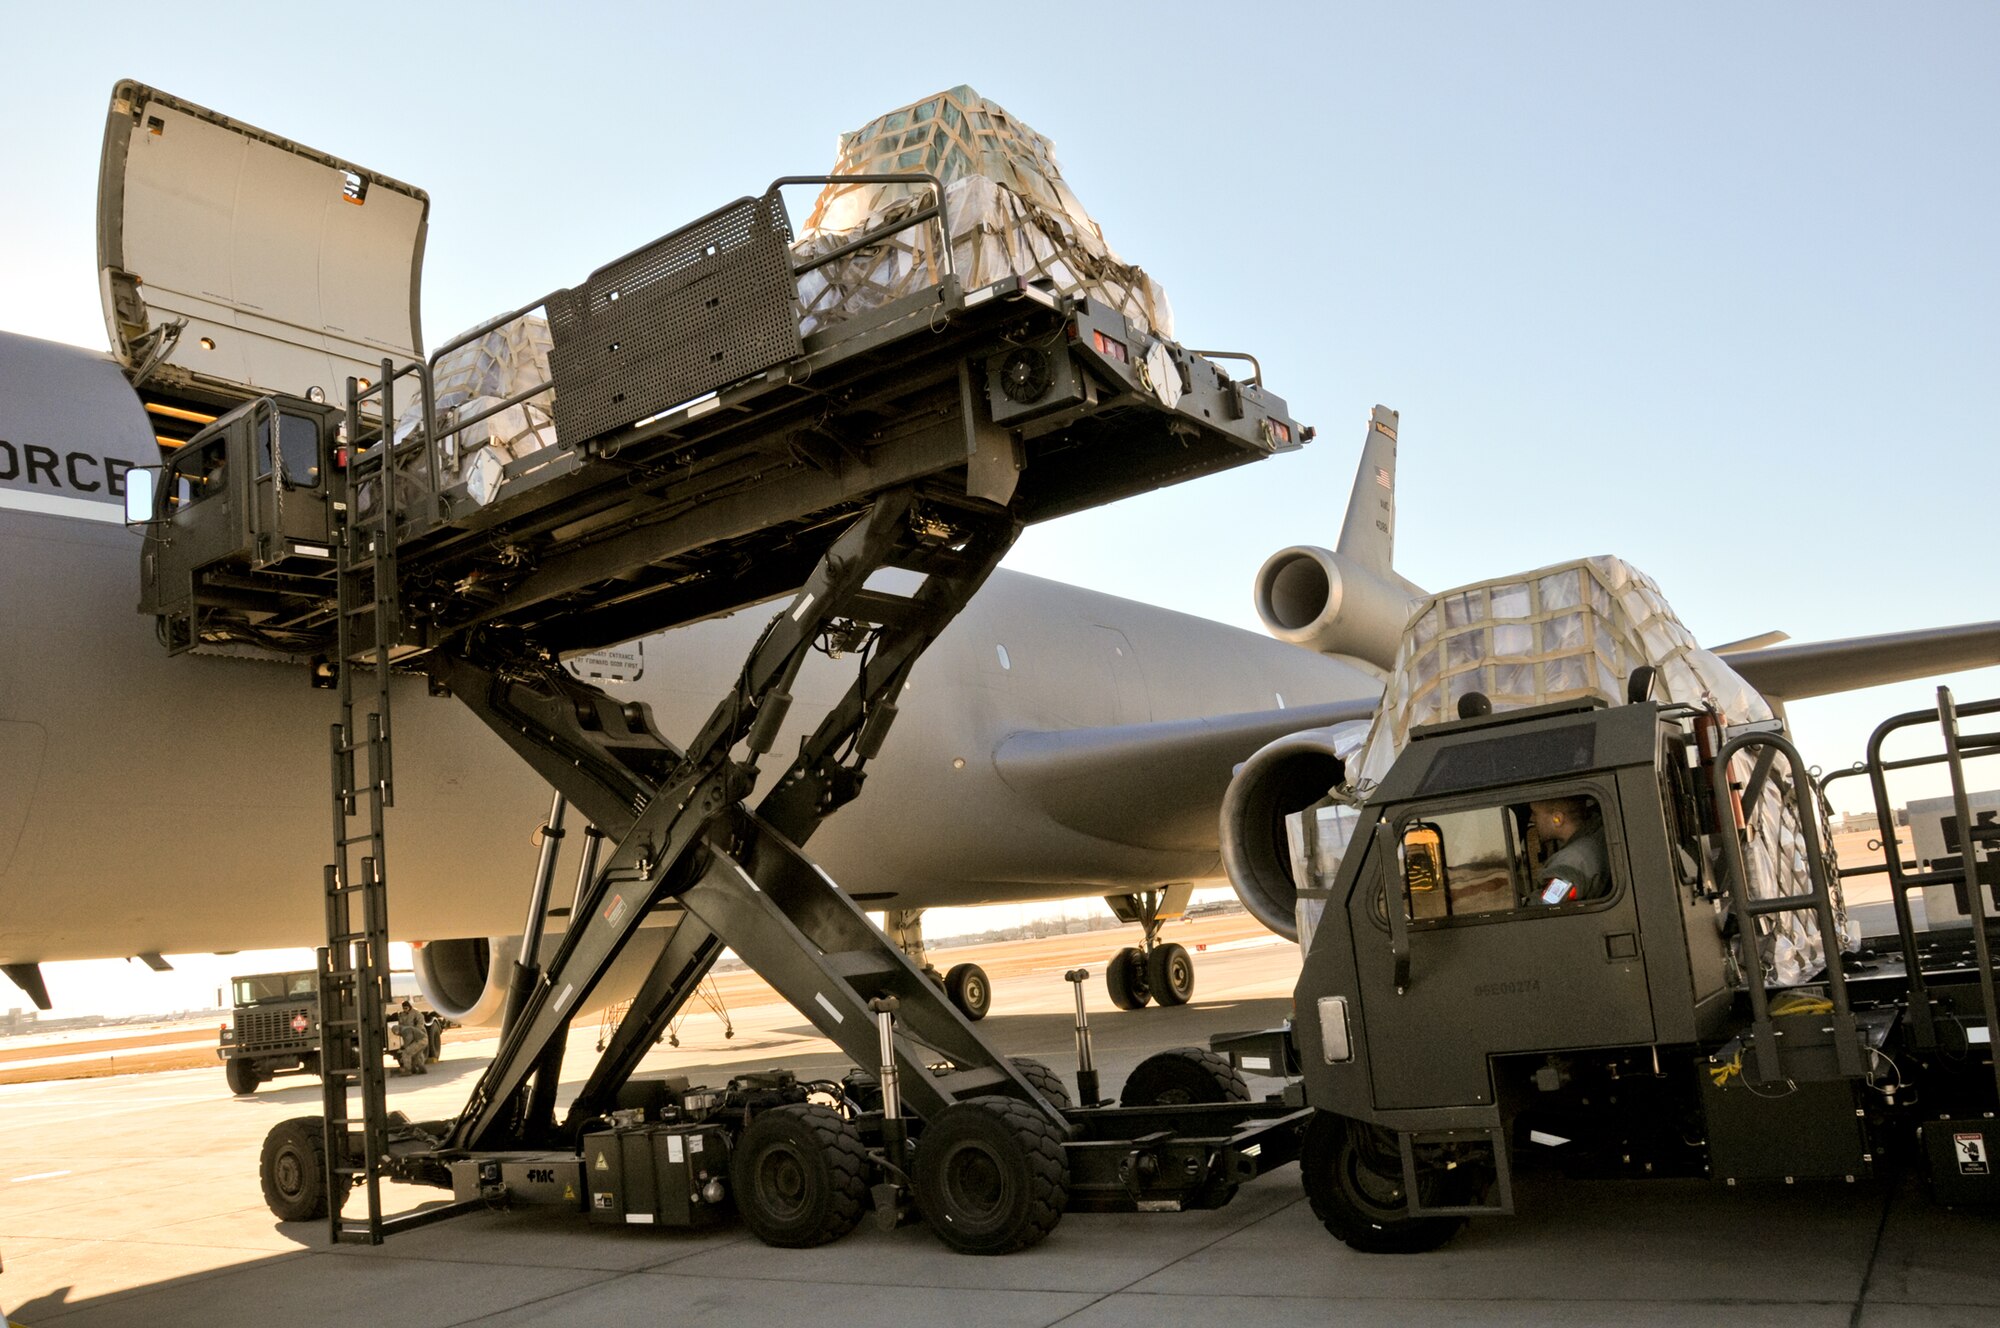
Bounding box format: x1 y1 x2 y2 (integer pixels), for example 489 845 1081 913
136 176 1314 1253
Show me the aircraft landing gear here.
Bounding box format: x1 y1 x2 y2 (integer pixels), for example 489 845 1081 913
887 908 991 1021
1102 885 1195 1011
1107 946 1150 1010
944 962 991 1021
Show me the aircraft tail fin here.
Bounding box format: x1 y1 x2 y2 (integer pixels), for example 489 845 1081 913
1252 405 1423 671
1335 406 1400 581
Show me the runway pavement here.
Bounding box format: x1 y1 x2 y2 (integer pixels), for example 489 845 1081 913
2 925 1996 1327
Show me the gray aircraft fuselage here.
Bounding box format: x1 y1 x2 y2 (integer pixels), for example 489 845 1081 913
0 328 1371 963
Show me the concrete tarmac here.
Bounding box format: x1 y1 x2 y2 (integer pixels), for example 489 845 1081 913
3 929 1997 1327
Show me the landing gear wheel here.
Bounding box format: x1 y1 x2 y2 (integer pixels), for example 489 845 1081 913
731 1104 869 1248
914 1096 1068 1255
1008 1056 1072 1109
1145 942 1195 1006
1118 1047 1249 1106
944 962 991 1021
1106 946 1151 1010
1299 1111 1464 1254
261 1116 346 1222
225 1057 260 1096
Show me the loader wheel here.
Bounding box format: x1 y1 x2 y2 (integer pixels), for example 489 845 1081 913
944 962 991 1021
1145 942 1195 1006
1300 1111 1463 1254
1119 1048 1247 1207
1119 1047 1249 1107
261 1116 346 1223
225 1057 261 1097
1009 1056 1073 1109
915 1096 1068 1255
1106 947 1150 1010
731 1105 869 1248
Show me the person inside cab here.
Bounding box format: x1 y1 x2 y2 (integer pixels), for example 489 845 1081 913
1527 796 1610 904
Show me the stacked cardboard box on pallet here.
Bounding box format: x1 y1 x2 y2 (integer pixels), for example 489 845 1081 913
794 85 1173 341
1339 556 1850 986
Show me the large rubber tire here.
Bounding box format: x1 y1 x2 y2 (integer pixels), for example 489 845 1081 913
914 1096 1068 1255
1299 1111 1464 1254
1118 1047 1250 1106
261 1116 345 1222
944 962 992 1022
225 1057 260 1096
730 1104 869 1248
1145 942 1195 1007
1118 1047 1249 1208
1106 946 1150 1010
1009 1056 1072 1109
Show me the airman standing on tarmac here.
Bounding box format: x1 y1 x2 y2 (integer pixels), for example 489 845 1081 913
396 999 428 1075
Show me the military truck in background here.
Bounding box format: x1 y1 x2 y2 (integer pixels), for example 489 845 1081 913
219 969 445 1095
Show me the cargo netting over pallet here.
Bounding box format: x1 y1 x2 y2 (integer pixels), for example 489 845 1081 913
1335 556 1852 986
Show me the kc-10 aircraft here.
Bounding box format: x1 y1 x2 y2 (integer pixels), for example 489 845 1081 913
9 83 1998 1040
0 83 1383 1028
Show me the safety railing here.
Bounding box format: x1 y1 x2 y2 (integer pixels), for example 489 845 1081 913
1707 723 1863 1083
378 174 952 522
1817 694 2000 1051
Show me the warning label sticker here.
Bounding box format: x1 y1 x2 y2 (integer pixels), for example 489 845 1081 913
594 1152 610 1172
1954 1132 1990 1176
604 893 628 927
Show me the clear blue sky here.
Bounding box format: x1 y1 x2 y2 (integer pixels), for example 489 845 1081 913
4 4 1996 1012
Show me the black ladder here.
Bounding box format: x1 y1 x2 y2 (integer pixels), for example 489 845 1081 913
316 367 405 1246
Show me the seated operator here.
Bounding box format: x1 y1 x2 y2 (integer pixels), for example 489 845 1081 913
1528 797 1611 904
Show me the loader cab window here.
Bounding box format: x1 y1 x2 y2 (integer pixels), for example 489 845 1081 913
1396 792 1615 924
257 412 322 487
165 436 229 510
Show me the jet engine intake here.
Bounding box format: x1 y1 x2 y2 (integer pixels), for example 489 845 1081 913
1219 726 1356 942
1254 545 1411 674
412 927 673 1028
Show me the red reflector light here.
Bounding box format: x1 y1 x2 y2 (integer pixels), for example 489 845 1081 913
1271 421 1292 444
1092 331 1129 363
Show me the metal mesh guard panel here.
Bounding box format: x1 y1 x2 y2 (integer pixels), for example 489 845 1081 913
546 194 802 444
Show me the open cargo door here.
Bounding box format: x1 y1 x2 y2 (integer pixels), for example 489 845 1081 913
97 81 427 437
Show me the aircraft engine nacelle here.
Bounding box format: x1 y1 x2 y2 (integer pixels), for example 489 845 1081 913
1254 545 1410 674
1219 726 1352 942
412 927 673 1028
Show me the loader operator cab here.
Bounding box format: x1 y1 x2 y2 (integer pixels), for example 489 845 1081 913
1299 691 1741 1124
127 393 345 654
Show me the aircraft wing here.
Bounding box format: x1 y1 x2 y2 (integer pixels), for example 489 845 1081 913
993 697 1379 853
1719 619 2000 701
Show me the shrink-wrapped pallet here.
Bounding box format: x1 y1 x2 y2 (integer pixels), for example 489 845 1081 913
1345 556 1851 986
394 315 559 505
793 87 1173 341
